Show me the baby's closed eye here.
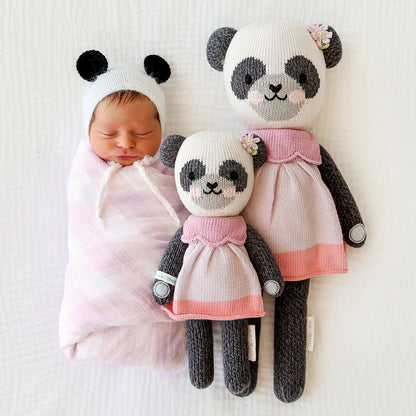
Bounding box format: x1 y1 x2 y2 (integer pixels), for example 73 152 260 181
133 131 153 137
99 131 118 137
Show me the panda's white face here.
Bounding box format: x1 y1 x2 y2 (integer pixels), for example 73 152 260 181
223 22 326 131
175 132 254 217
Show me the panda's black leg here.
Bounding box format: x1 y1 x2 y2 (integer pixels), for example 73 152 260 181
222 319 251 396
274 279 310 403
234 317 261 397
187 319 214 389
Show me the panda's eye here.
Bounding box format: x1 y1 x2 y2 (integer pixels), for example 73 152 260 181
231 57 266 100
219 160 248 192
230 170 239 180
285 55 320 98
245 74 253 85
180 159 206 192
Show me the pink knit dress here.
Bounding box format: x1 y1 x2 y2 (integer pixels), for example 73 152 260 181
165 216 264 321
242 129 347 282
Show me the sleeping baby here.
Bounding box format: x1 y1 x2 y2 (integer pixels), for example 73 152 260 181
59 50 188 372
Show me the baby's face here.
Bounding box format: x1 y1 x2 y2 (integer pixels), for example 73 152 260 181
89 96 161 166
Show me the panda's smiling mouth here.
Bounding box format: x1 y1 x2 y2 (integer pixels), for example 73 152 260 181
264 93 288 101
264 83 287 101
203 189 222 195
203 181 222 195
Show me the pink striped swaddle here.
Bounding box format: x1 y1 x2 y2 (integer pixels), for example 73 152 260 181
59 140 189 372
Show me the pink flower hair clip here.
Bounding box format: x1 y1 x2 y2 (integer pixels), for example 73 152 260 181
240 133 260 156
307 24 333 50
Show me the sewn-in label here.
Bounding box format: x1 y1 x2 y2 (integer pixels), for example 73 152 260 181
306 316 315 352
248 325 256 362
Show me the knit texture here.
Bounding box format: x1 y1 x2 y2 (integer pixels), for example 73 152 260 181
220 22 327 131
207 20 364 402
173 131 255 217
81 59 168 138
162 216 265 321
222 319 251 395
242 128 348 281
318 145 366 247
274 279 310 403
187 320 214 389
154 130 283 396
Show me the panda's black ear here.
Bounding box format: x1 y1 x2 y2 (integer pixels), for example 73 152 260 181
76 50 108 82
252 137 268 168
323 26 343 68
160 134 187 168
144 55 171 84
206 27 237 71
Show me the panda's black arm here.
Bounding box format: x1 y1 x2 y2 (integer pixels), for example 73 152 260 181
152 226 188 305
318 145 366 248
244 225 284 297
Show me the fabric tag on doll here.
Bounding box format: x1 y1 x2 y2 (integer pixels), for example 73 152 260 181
248 325 256 361
306 316 315 352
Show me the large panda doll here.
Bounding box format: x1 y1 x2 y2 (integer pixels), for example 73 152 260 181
207 21 366 402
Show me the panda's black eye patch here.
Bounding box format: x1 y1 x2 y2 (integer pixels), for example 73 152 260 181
285 55 320 98
180 159 206 191
231 57 266 99
219 160 248 192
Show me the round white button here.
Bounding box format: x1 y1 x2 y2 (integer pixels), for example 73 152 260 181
264 280 280 296
349 223 366 243
154 281 170 298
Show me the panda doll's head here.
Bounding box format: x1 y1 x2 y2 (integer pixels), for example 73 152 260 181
207 21 342 131
160 131 267 217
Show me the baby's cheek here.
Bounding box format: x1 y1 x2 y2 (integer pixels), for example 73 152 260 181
288 89 306 104
223 188 236 198
190 186 202 198
248 90 264 105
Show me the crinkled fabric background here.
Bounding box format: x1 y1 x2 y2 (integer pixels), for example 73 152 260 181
1 0 414 414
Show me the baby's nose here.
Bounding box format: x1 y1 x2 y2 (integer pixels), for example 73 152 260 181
117 133 136 148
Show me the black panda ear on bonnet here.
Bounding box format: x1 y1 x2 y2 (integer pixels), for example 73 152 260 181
206 27 238 71
159 134 187 168
76 50 108 82
144 55 171 84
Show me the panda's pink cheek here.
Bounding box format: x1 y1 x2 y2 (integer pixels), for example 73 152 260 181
288 89 306 104
223 188 236 198
190 186 202 198
248 90 264 105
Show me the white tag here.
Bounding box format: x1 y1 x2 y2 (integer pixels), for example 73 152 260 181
306 316 315 352
154 270 177 286
248 325 256 362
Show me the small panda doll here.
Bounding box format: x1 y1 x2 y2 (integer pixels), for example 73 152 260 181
207 22 366 402
152 131 284 396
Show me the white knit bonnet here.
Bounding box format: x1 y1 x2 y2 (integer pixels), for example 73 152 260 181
76 50 171 138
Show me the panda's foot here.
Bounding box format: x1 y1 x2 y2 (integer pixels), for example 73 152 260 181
222 319 251 396
187 320 214 389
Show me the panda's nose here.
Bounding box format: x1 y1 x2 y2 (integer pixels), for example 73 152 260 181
269 83 282 93
206 181 218 190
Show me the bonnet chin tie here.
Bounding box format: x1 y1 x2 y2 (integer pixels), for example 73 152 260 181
134 156 180 226
96 157 180 225
96 161 123 219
